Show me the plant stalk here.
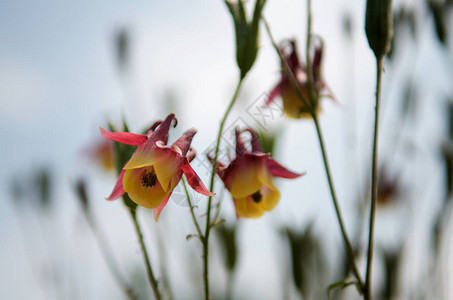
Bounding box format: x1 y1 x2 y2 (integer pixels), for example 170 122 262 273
364 57 384 300
129 209 162 300
203 76 244 300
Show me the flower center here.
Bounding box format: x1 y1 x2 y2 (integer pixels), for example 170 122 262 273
141 169 157 188
251 190 262 203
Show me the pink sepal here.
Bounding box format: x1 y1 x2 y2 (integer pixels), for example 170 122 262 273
99 127 147 146
106 169 126 200
153 192 172 221
266 83 282 106
172 128 197 157
267 158 305 179
181 161 214 196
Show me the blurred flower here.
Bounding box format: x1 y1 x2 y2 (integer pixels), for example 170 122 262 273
376 166 401 206
267 38 335 119
100 113 213 220
88 139 115 171
210 128 304 218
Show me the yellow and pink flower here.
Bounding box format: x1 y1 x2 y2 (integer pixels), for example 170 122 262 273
267 38 335 119
210 128 304 218
100 113 213 220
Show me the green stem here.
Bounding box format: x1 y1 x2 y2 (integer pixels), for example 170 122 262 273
182 178 203 239
85 212 136 300
364 57 383 300
203 76 244 300
263 16 363 292
129 209 162 300
313 115 364 291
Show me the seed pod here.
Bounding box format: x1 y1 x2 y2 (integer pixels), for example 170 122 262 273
365 0 393 60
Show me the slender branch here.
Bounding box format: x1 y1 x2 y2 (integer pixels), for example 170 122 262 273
129 209 162 300
364 57 384 300
182 178 203 239
203 76 244 300
263 17 364 292
84 212 136 300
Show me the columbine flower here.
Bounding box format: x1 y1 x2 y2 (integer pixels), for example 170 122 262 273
210 128 304 218
87 139 115 171
100 113 213 220
267 38 335 119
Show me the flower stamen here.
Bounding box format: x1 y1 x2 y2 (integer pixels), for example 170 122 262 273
251 190 262 203
142 169 157 188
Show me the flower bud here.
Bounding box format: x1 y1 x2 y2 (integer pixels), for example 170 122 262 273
225 0 267 79
365 0 393 59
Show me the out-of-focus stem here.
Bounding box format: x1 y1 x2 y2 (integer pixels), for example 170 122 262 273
364 57 384 300
263 17 364 293
84 212 136 300
203 77 244 300
129 209 161 300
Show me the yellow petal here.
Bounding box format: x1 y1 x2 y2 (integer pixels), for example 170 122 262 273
260 184 280 211
281 85 313 119
152 149 183 192
234 196 266 218
123 167 169 209
124 142 158 170
229 160 262 198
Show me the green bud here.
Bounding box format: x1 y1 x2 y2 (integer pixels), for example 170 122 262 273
365 0 393 60
225 0 267 79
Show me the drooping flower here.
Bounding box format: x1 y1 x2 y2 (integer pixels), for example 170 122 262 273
210 128 304 218
100 113 213 220
267 38 335 119
87 139 115 171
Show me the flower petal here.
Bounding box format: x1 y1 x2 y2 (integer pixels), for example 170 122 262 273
266 82 282 105
228 155 265 198
152 147 184 192
267 158 305 179
181 161 214 196
99 127 147 146
235 128 247 157
234 196 266 218
149 113 176 145
153 192 172 222
260 184 280 211
172 128 197 157
243 128 263 153
123 140 159 170
123 167 169 209
106 169 126 200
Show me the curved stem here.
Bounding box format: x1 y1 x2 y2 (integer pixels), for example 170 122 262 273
129 209 162 300
313 115 364 291
364 57 383 300
182 178 203 239
263 15 363 292
85 212 136 300
203 76 244 300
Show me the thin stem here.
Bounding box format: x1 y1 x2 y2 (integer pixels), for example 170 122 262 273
263 17 364 292
84 212 136 300
364 57 384 300
313 115 364 291
203 76 244 300
182 177 203 239
129 209 162 300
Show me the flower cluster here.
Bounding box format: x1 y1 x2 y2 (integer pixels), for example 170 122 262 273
101 114 304 220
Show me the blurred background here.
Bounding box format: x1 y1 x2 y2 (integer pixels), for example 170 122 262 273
1 0 453 299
